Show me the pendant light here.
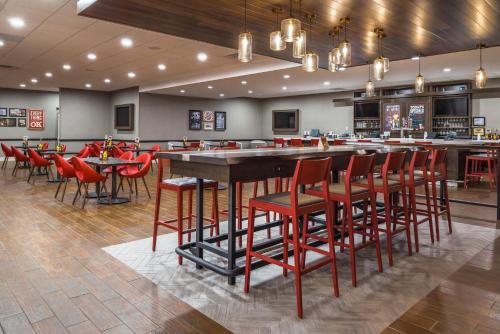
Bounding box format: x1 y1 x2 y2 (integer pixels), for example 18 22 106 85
373 29 385 81
475 43 487 89
238 0 252 63
302 13 318 72
328 27 340 72
366 62 375 97
338 17 351 67
293 30 306 58
415 54 425 93
281 0 301 42
270 8 286 51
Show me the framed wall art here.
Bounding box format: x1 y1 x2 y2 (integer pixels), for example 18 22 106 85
18 118 26 127
0 108 7 117
189 110 202 130
0 118 17 127
28 109 44 130
202 110 214 123
9 108 27 117
203 122 214 131
215 111 226 131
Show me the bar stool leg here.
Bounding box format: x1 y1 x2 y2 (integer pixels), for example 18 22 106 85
383 192 394 266
244 206 256 294
370 194 383 273
424 182 435 244
212 187 220 247
291 214 303 318
324 204 339 297
282 215 290 277
188 190 193 241
263 180 271 238
177 190 184 265
431 179 440 241
442 180 452 234
346 201 357 287
300 214 309 269
237 182 243 248
400 187 412 256
340 203 347 252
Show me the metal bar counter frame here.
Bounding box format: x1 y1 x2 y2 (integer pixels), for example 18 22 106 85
157 144 411 285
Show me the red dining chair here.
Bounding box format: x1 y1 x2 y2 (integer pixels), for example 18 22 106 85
1 143 14 169
127 143 136 149
71 157 110 208
148 144 161 174
273 138 286 147
189 141 201 148
245 157 339 318
119 153 152 199
104 151 133 174
226 141 238 148
117 141 127 148
54 154 78 202
27 148 54 184
89 144 101 157
11 146 30 176
289 138 304 147
112 145 125 157
76 146 91 158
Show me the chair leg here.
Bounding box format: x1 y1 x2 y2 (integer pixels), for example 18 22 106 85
82 183 89 209
55 178 63 199
11 162 16 176
300 214 309 270
188 190 193 241
324 203 339 297
212 186 220 247
263 180 271 239
61 178 69 202
409 187 419 252
291 214 303 318
27 166 35 184
142 176 151 199
72 180 83 205
244 205 256 294
2 157 7 169
153 178 162 252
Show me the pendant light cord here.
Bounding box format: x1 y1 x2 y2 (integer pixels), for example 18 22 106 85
418 55 421 75
289 0 292 17
480 43 483 68
244 0 247 31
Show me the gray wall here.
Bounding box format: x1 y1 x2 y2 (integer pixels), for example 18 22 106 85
110 87 140 140
472 78 500 129
260 92 354 138
0 88 59 140
139 93 263 140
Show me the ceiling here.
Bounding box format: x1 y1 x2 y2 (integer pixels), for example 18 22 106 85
0 0 498 99
78 0 500 69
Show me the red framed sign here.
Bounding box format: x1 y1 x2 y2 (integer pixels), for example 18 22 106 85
28 109 44 130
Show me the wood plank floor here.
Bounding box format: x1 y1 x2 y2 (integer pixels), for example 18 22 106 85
1 161 499 333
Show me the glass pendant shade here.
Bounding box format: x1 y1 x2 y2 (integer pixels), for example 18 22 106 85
292 30 306 58
302 51 318 72
415 74 425 93
383 57 390 72
281 17 301 42
373 56 385 81
475 67 487 89
270 30 286 51
238 31 252 63
339 40 351 67
366 80 374 97
333 47 341 65
328 50 337 72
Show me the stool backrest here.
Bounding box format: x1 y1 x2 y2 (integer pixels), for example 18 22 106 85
290 157 332 207
345 154 375 178
429 148 447 176
382 151 407 174
273 138 285 147
289 138 303 147
409 150 429 180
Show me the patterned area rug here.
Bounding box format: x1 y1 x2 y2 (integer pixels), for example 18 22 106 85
103 220 498 334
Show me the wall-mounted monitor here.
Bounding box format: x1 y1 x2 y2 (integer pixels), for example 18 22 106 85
433 96 468 116
114 104 134 130
272 109 299 133
354 102 380 118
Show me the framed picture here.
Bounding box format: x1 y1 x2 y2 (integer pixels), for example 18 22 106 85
203 122 214 131
189 110 202 130
9 108 26 117
473 127 485 136
215 111 226 131
28 109 44 130
18 118 26 127
473 117 486 127
0 108 7 117
202 110 215 122
0 118 17 127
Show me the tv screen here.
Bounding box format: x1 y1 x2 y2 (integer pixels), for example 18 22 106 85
433 97 468 116
114 104 134 130
355 102 379 118
273 110 299 132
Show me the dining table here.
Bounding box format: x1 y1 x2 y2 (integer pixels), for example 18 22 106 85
156 144 413 285
83 157 142 204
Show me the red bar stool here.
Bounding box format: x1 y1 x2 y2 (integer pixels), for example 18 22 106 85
353 151 412 266
333 139 346 145
358 139 372 143
11 146 30 176
289 138 304 147
308 154 383 287
245 157 339 318
390 150 434 252
273 137 286 147
310 138 319 146
426 148 452 241
464 147 497 190
153 157 220 265
1 143 14 169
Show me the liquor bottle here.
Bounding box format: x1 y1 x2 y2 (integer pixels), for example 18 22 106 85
102 148 108 160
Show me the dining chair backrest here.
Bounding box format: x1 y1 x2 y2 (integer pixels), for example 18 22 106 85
112 146 125 157
71 157 102 183
1 143 13 157
60 144 67 152
89 144 101 157
27 148 49 166
77 146 91 158
117 141 127 147
127 153 151 177
11 146 28 161
119 151 134 160
189 141 201 148
54 154 76 178
345 154 375 179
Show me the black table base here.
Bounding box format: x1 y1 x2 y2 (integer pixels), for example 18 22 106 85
98 197 129 205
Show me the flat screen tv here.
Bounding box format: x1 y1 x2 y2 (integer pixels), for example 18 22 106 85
272 109 299 133
355 102 379 118
114 104 134 130
433 96 468 116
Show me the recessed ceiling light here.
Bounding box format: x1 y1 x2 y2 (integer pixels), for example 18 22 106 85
19 83 26 88
443 68 451 72
157 63 166 71
121 37 133 48
323 81 330 86
219 93 225 97
197 52 208 62
31 78 38 84
0 40 4 47
282 86 287 90
85 83 92 88
207 85 213 89
411 56 420 61
338 67 346 71
45 72 53 78
248 90 253 94
87 53 97 60
62 64 71 70
8 17 25 29
104 78 111 84
283 74 290 79
127 72 136 78
241 80 247 85
180 89 186 93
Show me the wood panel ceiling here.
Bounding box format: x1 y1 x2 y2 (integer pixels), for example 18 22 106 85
78 0 500 70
